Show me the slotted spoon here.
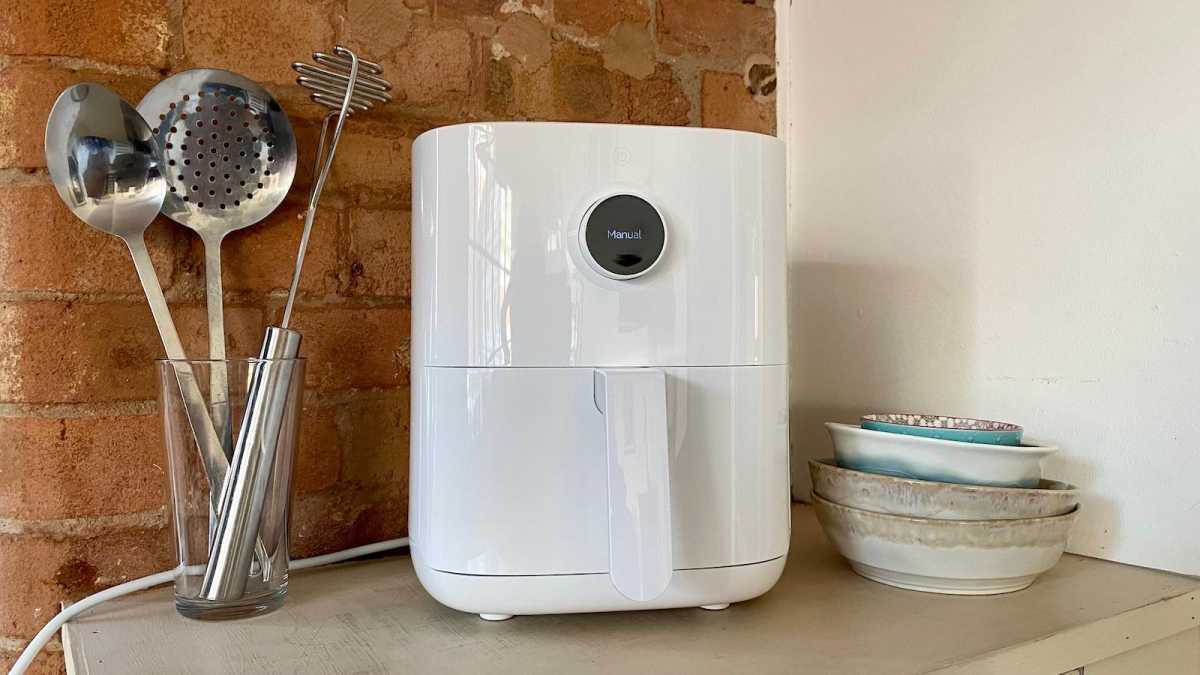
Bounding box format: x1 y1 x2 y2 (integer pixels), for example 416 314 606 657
138 69 297 448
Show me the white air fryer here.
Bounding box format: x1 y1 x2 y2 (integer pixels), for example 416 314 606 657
410 122 789 620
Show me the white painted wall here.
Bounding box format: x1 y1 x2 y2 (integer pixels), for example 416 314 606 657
783 0 1200 574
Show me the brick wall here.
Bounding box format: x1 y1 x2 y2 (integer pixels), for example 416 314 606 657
0 1 775 671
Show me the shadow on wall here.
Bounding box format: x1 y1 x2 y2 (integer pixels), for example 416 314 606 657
787 262 973 501
785 120 983 500
1042 439 1119 557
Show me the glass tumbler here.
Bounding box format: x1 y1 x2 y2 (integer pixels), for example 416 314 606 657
158 357 305 620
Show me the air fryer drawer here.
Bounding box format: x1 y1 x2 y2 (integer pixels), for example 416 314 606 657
411 365 790 576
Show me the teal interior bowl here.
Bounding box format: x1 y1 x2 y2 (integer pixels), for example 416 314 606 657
861 414 1023 446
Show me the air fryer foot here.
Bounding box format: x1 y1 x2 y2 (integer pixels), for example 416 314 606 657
700 603 730 611
479 613 514 621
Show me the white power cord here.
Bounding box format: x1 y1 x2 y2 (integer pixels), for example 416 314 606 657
8 537 410 675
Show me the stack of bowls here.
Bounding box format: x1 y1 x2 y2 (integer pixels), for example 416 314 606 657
812 414 1079 595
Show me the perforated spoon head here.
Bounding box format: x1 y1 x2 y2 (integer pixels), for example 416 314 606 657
45 83 166 240
137 69 296 241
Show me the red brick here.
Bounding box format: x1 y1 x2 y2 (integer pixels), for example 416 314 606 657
290 483 407 558
288 115 427 211
464 14 501 38
338 389 410 485
0 301 263 403
433 0 501 20
286 117 323 197
493 14 551 71
346 209 410 298
626 64 691 126
0 185 181 294
182 0 336 86
556 0 650 35
551 46 627 122
0 0 169 67
0 414 165 520
512 42 630 122
342 0 414 84
204 200 340 296
286 306 409 390
509 59 554 117
657 0 774 62
330 125 414 199
393 22 474 108
293 399 340 494
182 304 266 360
484 58 517 116
0 527 171 638
600 21 656 79
0 61 155 170
701 71 775 135
0 650 62 675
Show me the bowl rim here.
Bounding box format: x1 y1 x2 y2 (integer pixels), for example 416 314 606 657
808 458 1078 495
861 413 1023 433
826 422 1057 455
810 491 1080 527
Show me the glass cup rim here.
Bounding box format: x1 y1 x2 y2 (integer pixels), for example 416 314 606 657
156 357 307 365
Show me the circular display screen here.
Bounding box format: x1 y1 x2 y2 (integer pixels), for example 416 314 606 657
581 194 667 278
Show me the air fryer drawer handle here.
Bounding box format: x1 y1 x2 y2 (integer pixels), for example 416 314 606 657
593 368 673 602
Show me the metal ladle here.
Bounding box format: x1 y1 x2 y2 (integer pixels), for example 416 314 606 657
44 82 231 528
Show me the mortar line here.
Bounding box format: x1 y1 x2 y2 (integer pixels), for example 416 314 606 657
3 54 162 78
0 168 50 185
0 289 410 307
165 0 186 71
0 509 166 538
0 401 158 418
304 386 411 406
0 387 410 417
0 636 61 653
0 290 149 303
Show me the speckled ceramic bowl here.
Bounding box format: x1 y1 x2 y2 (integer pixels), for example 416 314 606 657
812 492 1078 595
861 414 1023 446
809 459 1078 520
826 422 1055 488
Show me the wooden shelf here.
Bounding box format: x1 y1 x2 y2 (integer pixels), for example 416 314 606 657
63 504 1200 674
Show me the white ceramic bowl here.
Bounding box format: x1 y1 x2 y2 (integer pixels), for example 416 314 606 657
812 493 1078 595
825 422 1057 488
809 459 1078 520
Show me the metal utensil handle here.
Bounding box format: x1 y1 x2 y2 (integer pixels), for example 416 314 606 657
280 48 360 329
129 235 273 577
127 235 228 491
201 326 302 600
202 235 233 455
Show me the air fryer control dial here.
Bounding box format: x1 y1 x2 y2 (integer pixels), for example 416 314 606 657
580 194 667 279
